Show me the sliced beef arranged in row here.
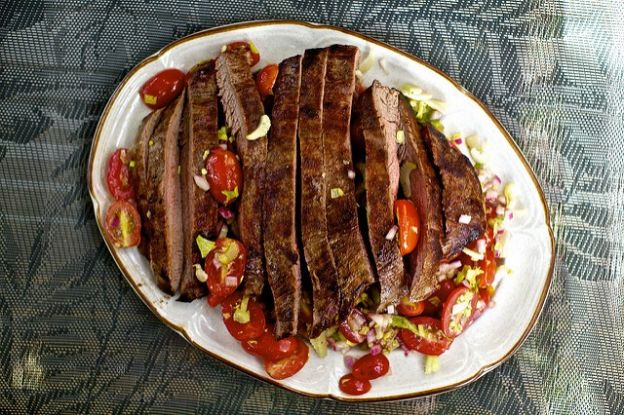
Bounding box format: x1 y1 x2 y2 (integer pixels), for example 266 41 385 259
356 81 405 310
216 48 268 297
145 92 186 294
322 45 376 319
179 61 221 302
398 97 444 301
298 48 341 337
421 125 486 259
263 55 303 337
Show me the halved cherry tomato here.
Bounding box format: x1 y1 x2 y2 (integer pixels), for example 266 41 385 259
104 200 141 248
422 279 456 316
256 64 278 98
478 247 497 288
205 147 243 206
339 374 371 395
440 286 478 338
226 41 260 66
397 316 452 356
139 68 186 110
221 292 265 341
338 309 366 344
397 297 426 317
352 353 389 381
394 199 421 256
205 238 247 307
106 148 135 200
264 337 309 380
242 324 298 361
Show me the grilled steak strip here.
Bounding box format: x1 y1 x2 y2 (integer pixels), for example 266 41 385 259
398 97 444 300
357 81 405 310
146 92 186 294
132 108 164 256
421 125 486 258
263 55 303 337
216 49 268 296
298 48 340 337
179 61 221 302
323 45 375 319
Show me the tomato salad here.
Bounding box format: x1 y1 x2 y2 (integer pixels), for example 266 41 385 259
102 40 518 396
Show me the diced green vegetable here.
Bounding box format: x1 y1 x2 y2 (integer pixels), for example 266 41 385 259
233 296 250 324
310 327 336 358
222 186 239 204
218 126 229 142
424 355 440 374
196 235 216 258
454 265 483 289
330 188 344 199
218 240 240 265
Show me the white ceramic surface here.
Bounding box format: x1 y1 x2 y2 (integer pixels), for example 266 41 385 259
87 21 554 401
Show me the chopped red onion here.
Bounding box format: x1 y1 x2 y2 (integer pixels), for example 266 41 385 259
193 175 210 192
476 239 486 254
507 211 514 220
496 205 505 216
486 190 498 201
454 138 463 145
458 214 472 224
385 225 398 240
352 309 367 327
327 337 337 351
386 305 395 314
347 169 356 179
366 329 376 345
344 355 356 369
494 175 502 184
218 207 234 220
110 215 120 228
225 276 238 287
219 143 227 150
370 344 382 356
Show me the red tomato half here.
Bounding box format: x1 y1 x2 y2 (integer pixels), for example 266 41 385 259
338 309 366 344
205 238 247 307
352 353 389 381
398 317 452 356
422 279 456 316
394 199 421 256
264 338 309 380
226 41 260 66
139 68 186 110
106 148 135 200
478 247 497 288
221 292 266 341
339 374 371 396
104 200 141 248
440 286 478 338
256 64 278 98
397 297 426 317
242 324 298 361
205 147 243 206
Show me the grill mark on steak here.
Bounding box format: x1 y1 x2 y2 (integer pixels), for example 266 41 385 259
421 125 486 259
357 81 405 310
322 45 375 319
132 108 164 257
216 48 268 296
146 92 186 294
298 48 340 337
263 55 303 337
398 97 444 301
179 61 221 302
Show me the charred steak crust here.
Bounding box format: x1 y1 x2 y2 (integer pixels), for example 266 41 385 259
357 81 405 310
263 55 303 337
298 48 341 337
398 97 444 301
323 45 375 319
421 125 486 259
146 92 186 294
179 61 221 302
216 49 268 296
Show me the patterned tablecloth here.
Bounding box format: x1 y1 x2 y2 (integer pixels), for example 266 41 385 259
1 1 623 413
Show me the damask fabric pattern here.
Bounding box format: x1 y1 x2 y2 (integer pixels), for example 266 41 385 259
0 0 622 413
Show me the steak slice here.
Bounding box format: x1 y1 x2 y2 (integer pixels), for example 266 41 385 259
323 45 375 319
179 61 221 302
357 81 405 310
132 108 164 257
298 48 340 337
263 55 303 337
421 125 486 258
146 92 186 294
216 48 268 296
398 97 444 301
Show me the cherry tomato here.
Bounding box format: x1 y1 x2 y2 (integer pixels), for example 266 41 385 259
441 286 478 338
242 324 298 361
397 317 452 356
104 200 141 248
256 64 278 98
221 292 266 341
139 68 186 110
478 247 497 288
205 238 247 307
264 337 309 380
338 309 366 344
106 148 135 200
397 297 426 317
352 353 389 381
394 199 421 256
339 374 371 396
226 41 260 67
422 279 456 316
205 147 243 206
